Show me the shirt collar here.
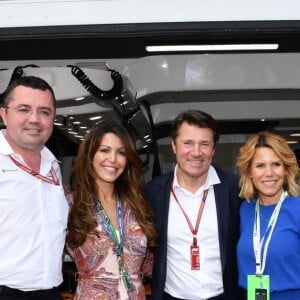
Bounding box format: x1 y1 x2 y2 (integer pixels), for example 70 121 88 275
0 130 14 155
0 129 58 164
173 164 220 194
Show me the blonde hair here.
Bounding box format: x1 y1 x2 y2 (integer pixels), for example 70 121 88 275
236 131 300 200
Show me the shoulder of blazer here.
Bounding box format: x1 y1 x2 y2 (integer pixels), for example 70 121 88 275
145 171 173 189
213 165 241 207
213 165 239 184
144 171 173 213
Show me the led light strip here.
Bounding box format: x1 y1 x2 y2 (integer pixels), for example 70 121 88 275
146 44 279 52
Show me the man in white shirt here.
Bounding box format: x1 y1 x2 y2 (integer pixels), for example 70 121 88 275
145 110 243 300
0 76 69 300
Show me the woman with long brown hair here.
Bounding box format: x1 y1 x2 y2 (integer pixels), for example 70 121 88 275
68 120 157 300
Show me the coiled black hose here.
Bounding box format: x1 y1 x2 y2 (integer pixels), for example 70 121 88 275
0 65 38 104
68 65 123 108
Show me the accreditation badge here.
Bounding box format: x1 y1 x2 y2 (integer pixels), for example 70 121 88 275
190 244 200 270
247 275 270 300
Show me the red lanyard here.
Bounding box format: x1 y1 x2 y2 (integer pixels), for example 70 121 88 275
9 155 60 186
171 183 209 246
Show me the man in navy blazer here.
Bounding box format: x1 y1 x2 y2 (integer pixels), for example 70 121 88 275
145 110 243 300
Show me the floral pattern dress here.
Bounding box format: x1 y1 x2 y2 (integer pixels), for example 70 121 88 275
73 203 153 300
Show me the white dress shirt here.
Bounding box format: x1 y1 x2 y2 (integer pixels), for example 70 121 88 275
165 165 223 299
0 130 69 291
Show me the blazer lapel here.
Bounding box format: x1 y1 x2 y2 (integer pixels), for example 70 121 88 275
214 181 229 271
157 173 173 232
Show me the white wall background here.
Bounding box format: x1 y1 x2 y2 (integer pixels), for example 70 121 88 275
1 0 300 28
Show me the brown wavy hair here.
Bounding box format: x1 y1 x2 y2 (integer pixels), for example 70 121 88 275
236 131 300 200
68 120 157 249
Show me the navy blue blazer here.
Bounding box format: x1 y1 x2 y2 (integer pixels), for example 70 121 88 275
144 166 243 300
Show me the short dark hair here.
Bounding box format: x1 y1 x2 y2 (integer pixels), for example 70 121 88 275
171 109 219 146
2 76 56 108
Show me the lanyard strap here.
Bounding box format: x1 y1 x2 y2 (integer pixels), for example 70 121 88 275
9 154 59 185
94 197 132 292
253 191 287 275
94 196 124 255
171 182 209 246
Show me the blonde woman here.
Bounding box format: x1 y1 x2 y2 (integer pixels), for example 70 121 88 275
236 131 300 300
